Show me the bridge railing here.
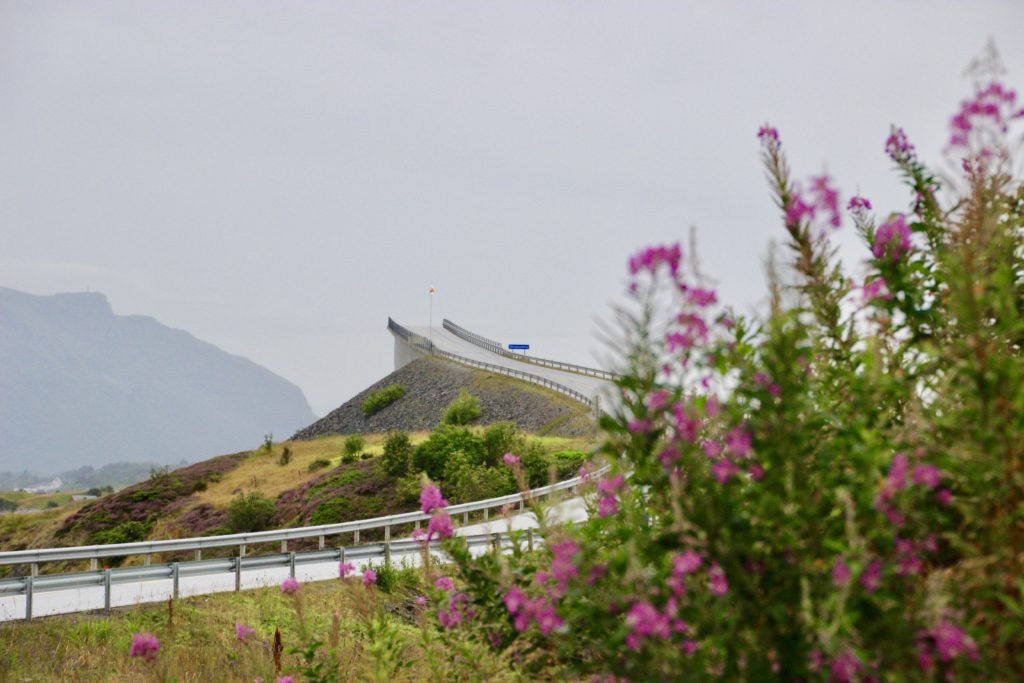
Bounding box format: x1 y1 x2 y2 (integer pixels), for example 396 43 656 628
442 319 621 381
0 464 607 620
388 317 600 412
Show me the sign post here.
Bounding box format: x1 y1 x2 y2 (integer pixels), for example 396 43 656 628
508 344 530 354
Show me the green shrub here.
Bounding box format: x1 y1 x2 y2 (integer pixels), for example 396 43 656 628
482 421 526 467
277 446 292 466
548 449 588 479
192 480 208 492
0 498 15 512
519 440 554 488
226 492 276 532
90 520 150 545
381 431 414 477
261 433 273 452
360 452 373 460
308 458 331 472
364 560 421 594
412 425 485 480
45 500 59 508
442 451 516 504
442 389 482 425
361 385 406 416
343 434 365 456
85 487 103 497
341 452 358 465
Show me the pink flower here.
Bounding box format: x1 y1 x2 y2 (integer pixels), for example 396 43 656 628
415 595 427 606
502 452 520 466
863 277 892 302
629 243 682 279
645 390 672 411
597 475 626 518
832 559 852 587
628 418 651 434
363 569 377 587
673 550 703 576
411 527 427 542
427 510 454 540
830 650 862 683
885 127 916 161
724 427 752 459
860 560 883 593
434 576 455 592
912 463 941 488
277 677 294 683
280 577 300 595
235 623 256 641
847 195 873 213
929 621 978 662
129 632 161 662
420 484 449 514
711 460 739 484
872 214 912 260
785 191 816 225
809 174 842 229
757 124 779 142
708 563 729 596
338 561 355 578
937 489 953 505
624 601 672 649
749 463 765 481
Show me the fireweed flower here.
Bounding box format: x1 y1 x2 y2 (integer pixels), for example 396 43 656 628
872 214 912 260
502 452 520 466
644 389 672 412
427 510 454 540
627 418 651 434
885 127 916 161
847 194 872 213
415 595 428 606
830 650 862 683
947 80 1024 151
235 623 256 641
420 484 449 514
672 550 702 576
129 632 161 662
711 459 739 484
277 677 294 683
708 563 729 596
832 559 852 587
809 174 842 229
860 560 883 593
912 463 942 488
363 569 377 587
280 576 300 595
434 576 455 592
724 427 752 459
757 124 779 142
338 561 355 578
411 527 427 542
863 277 892 302
624 602 672 650
629 243 682 279
596 475 626 517
929 621 979 662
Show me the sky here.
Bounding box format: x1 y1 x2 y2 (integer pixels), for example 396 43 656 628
2 1 1023 416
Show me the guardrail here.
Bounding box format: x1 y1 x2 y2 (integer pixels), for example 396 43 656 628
442 319 621 381
387 317 600 412
0 465 607 620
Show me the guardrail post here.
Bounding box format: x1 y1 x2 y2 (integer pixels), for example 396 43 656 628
339 546 346 565
90 558 98 571
462 511 468 525
172 562 180 600
289 552 296 578
353 530 360 545
280 540 287 553
239 543 246 558
30 563 38 577
318 535 325 550
235 555 242 593
194 549 201 562
483 507 489 521
25 575 33 621
518 499 525 512
103 568 112 612
527 528 534 552
144 554 152 567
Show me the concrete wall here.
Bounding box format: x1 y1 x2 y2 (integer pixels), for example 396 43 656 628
392 333 429 370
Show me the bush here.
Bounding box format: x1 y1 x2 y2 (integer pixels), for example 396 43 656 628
85 487 103 497
90 520 149 545
361 385 406 416
482 421 526 467
340 452 358 465
381 431 414 477
261 433 273 452
412 425 485 480
363 560 421 594
343 434 365 456
0 498 16 512
427 66 1024 679
307 458 331 472
226 492 276 532
310 497 353 525
442 451 516 504
360 452 373 460
277 446 292 466
443 389 482 425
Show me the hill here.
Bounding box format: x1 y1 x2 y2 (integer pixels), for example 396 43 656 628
0 287 316 473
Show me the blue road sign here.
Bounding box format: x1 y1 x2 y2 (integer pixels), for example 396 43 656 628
508 344 530 350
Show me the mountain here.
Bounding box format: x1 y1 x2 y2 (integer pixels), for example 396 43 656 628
0 287 316 473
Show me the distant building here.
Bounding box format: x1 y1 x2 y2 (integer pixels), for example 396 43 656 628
71 494 97 502
18 477 63 494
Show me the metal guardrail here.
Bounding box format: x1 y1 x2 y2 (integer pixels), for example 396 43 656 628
387 317 600 412
442 319 621 381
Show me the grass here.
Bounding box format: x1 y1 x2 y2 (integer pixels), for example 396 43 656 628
0 565 517 682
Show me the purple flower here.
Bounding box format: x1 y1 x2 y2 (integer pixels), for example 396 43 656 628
411 527 427 542
624 601 672 649
847 195 873 213
629 243 682 279
277 677 294 683
830 650 861 683
930 621 978 662
596 475 626 518
724 427 752 459
235 623 256 641
708 563 729 596
280 577 300 595
645 390 671 411
129 632 161 662
860 560 883 593
427 510 454 540
415 595 427 606
672 551 702 576
434 576 455 592
832 559 852 587
912 463 942 488
885 127 916 161
785 192 816 226
419 484 449 514
338 561 355 578
809 174 842 229
502 452 520 466
711 460 739 484
363 569 377 587
937 488 953 506
873 214 912 260
627 418 651 434
863 276 892 302
757 124 779 142
748 463 765 481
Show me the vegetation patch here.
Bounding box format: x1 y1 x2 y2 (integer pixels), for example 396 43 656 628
360 384 406 416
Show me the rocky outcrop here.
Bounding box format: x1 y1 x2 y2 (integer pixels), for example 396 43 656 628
293 356 594 440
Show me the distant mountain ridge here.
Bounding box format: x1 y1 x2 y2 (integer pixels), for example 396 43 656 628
0 287 316 473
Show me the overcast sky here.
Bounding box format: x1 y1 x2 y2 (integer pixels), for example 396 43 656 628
3 1 1023 416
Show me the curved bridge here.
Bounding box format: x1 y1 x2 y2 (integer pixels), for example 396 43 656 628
387 317 615 414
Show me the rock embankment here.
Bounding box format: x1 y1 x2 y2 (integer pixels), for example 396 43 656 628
292 356 594 440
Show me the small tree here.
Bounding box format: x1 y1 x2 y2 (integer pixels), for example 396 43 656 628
227 492 276 532
277 446 292 466
381 431 414 477
443 389 483 425
344 434 365 457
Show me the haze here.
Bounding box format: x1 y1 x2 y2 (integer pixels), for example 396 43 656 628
2 1 1022 416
